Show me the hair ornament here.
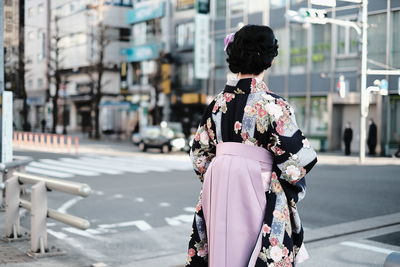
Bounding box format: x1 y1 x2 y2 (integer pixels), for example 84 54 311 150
224 32 235 51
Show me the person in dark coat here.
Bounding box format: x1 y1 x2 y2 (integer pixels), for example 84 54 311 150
367 118 377 155
343 122 353 156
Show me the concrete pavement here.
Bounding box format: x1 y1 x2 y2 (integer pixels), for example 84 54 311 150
2 141 399 266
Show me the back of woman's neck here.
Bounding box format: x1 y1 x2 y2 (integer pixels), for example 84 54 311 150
237 72 264 81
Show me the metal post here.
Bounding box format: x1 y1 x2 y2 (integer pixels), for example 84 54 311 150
359 0 368 164
5 176 21 239
305 0 313 135
30 181 48 254
0 0 4 93
0 0 4 162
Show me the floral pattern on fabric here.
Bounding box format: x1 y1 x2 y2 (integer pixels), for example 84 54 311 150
187 78 317 267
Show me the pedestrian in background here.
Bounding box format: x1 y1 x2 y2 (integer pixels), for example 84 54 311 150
367 118 377 156
186 25 317 267
41 119 47 133
343 122 353 156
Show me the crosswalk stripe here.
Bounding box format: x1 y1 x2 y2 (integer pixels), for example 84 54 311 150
26 166 73 178
29 161 99 176
58 158 123 174
116 156 193 171
62 157 144 173
39 159 123 175
88 156 171 172
79 156 151 173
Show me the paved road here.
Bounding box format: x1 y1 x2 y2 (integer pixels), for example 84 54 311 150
4 149 400 266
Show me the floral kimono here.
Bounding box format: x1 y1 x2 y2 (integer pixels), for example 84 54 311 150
186 78 317 267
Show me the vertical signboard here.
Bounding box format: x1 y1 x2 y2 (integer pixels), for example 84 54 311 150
0 91 13 163
194 13 210 79
120 62 128 95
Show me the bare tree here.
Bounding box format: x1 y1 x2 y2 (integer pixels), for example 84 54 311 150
4 0 29 130
86 2 111 139
47 15 62 134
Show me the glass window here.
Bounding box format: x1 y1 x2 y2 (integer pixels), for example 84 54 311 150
368 13 386 68
270 28 288 75
27 79 33 89
178 63 194 86
337 24 358 55
216 0 226 17
312 24 331 72
38 3 44 14
290 24 307 73
230 0 243 16
389 96 400 145
28 7 35 17
289 96 328 137
28 31 35 40
271 0 285 9
38 78 44 88
215 37 225 67
391 11 400 68
176 22 194 48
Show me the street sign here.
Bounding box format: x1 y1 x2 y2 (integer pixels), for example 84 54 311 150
311 0 336 7
337 75 346 98
194 13 210 79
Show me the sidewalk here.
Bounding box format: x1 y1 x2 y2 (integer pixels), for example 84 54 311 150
14 133 400 165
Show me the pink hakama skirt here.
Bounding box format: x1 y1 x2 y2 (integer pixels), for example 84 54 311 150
202 142 274 267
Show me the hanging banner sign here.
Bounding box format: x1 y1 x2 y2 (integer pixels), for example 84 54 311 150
194 13 210 79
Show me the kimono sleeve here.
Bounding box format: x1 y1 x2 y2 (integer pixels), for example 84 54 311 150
190 101 217 183
265 95 317 203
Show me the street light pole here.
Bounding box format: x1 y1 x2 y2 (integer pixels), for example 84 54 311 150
1 0 5 161
359 0 368 164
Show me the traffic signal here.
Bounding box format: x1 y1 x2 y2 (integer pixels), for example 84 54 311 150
299 8 327 19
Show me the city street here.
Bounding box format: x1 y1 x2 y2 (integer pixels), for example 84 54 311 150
1 146 399 266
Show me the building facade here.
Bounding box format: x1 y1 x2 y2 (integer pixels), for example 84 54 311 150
209 0 400 155
23 0 133 135
24 0 50 130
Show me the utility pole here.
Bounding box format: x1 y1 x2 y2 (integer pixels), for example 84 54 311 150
0 0 4 93
1 0 5 160
359 0 368 164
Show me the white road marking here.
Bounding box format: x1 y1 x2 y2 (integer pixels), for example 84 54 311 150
94 191 104 196
79 157 148 173
47 229 68 240
184 207 196 213
61 157 138 173
98 220 152 231
159 202 171 207
59 158 123 175
47 222 57 227
93 156 172 172
26 166 73 178
109 194 123 199
104 157 193 170
341 241 395 255
39 159 122 175
63 227 103 240
134 197 144 202
165 214 193 226
57 196 83 214
29 161 98 176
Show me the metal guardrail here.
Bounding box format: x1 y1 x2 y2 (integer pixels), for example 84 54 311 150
384 252 400 267
2 158 92 257
13 132 79 154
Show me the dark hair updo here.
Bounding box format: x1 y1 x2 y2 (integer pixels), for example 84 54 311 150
226 25 279 75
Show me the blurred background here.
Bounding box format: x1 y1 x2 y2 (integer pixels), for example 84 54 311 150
1 0 400 267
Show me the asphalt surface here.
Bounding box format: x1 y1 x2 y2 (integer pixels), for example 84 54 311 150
2 148 400 266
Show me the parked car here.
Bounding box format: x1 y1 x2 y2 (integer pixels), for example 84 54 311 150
131 132 142 145
137 124 187 153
